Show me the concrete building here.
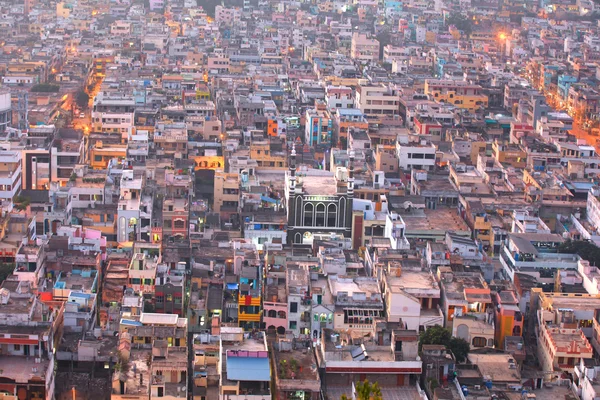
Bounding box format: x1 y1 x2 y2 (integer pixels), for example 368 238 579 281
355 81 401 120
381 260 443 331
350 33 380 63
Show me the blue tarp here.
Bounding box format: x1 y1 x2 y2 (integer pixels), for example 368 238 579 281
260 196 279 204
227 357 270 381
226 283 239 290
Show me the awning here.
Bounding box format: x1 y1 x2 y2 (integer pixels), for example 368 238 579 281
260 195 279 204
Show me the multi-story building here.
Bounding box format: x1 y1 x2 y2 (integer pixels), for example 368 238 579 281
50 130 84 187
380 259 444 330
154 125 188 159
437 267 493 333
286 266 311 337
424 80 488 112
117 169 152 243
328 275 384 333
396 139 437 171
305 102 333 147
537 307 593 379
0 150 22 203
272 339 321 400
155 265 185 316
220 328 271 400
92 93 136 142
213 170 239 222
316 327 423 393
263 257 289 335
334 109 368 148
494 290 524 348
355 81 401 120
284 148 355 244
0 280 63 400
163 198 189 240
350 32 380 63
237 264 262 331
128 253 158 299
325 85 354 110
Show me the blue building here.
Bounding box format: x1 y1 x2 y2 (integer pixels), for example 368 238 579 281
557 75 578 101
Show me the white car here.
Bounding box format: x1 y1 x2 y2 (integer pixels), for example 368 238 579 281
79 112 85 118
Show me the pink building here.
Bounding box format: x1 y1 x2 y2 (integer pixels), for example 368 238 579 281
263 262 288 334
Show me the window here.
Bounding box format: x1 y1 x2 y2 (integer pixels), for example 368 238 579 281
164 220 172 228
156 296 164 303
94 155 102 162
304 203 313 226
289 321 297 330
327 204 337 227
14 344 20 351
174 220 185 229
78 194 91 201
316 203 325 226
290 302 298 313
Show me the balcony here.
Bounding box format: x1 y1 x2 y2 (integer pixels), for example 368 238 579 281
239 294 261 306
238 313 261 322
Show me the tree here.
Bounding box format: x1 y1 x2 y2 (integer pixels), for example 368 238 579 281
341 380 382 400
419 325 470 363
75 90 89 110
446 13 473 37
13 195 30 211
31 84 60 93
559 240 600 265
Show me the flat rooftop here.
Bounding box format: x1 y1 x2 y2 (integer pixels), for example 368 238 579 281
467 354 521 383
0 355 50 383
402 208 469 233
386 269 439 293
540 293 600 310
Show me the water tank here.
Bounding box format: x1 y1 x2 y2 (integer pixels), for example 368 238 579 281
514 253 519 261
462 385 469 396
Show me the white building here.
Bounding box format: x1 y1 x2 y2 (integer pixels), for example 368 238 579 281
396 139 436 171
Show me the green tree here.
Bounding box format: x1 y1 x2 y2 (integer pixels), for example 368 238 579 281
0 263 13 283
75 89 89 110
341 380 382 400
31 84 60 93
559 240 600 265
446 12 473 36
419 325 470 363
13 195 30 211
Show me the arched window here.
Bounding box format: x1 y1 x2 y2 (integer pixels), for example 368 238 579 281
174 219 185 229
304 203 314 226
327 203 337 227
294 233 302 243
315 203 325 227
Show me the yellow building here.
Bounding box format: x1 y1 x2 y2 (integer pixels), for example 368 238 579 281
193 154 224 170
492 141 527 168
424 79 488 112
56 2 71 18
473 215 493 248
213 170 239 219
249 140 287 170
90 142 127 169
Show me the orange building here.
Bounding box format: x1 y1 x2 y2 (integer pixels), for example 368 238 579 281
494 290 523 348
